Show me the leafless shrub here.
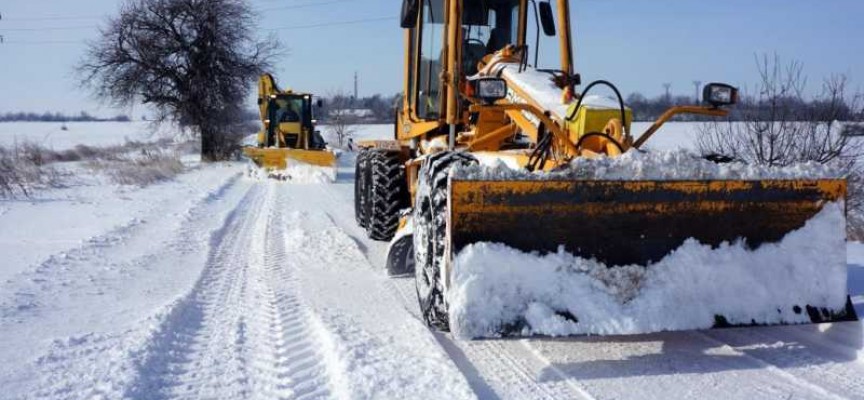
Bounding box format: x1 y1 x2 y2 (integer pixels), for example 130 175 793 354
0 138 195 196
87 148 184 186
698 55 864 237
326 92 359 148
0 143 65 197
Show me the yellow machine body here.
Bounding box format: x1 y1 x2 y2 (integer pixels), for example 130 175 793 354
243 73 336 170
356 0 855 331
243 147 336 170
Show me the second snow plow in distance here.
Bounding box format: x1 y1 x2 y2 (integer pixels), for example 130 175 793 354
243 73 336 171
354 0 857 335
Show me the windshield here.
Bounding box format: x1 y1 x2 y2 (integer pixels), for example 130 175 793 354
272 96 306 124
415 0 522 118
463 0 521 55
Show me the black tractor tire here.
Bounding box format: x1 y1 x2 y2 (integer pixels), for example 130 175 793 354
354 150 371 228
414 151 477 331
366 150 409 241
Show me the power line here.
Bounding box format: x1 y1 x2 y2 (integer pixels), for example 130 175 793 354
1 15 102 22
266 16 394 31
256 0 349 13
0 3 376 33
0 25 95 32
1 15 397 45
2 39 80 45
0 1 347 25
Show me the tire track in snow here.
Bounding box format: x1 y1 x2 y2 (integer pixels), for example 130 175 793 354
124 182 337 399
0 173 243 321
700 325 864 399
25 172 250 399
293 181 594 400
367 253 589 400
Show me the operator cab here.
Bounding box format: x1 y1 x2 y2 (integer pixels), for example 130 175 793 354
406 0 523 120
266 94 326 149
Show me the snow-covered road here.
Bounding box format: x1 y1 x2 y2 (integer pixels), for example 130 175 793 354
2 137 863 399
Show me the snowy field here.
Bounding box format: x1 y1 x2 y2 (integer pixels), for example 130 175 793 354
1 122 863 399
0 121 180 150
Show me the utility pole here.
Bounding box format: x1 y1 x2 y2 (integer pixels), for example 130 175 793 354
693 81 702 103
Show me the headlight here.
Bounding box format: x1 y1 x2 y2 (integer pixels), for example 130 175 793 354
703 83 739 107
471 78 508 104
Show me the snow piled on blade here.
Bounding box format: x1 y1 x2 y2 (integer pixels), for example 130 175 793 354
447 202 848 339
246 161 336 183
455 149 842 180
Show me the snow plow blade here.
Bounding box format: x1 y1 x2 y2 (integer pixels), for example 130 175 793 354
243 147 337 169
448 178 858 325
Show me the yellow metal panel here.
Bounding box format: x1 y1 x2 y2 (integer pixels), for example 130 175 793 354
449 178 846 266
277 122 302 134
566 106 633 142
243 147 336 169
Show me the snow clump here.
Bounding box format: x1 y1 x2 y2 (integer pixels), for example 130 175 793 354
447 202 848 338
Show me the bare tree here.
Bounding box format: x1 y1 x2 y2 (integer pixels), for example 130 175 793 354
326 92 358 148
698 55 864 234
699 55 863 168
78 0 279 161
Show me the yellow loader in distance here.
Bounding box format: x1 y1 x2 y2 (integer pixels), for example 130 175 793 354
244 73 336 171
353 0 857 333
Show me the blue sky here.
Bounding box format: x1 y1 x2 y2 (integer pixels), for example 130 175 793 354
0 0 862 116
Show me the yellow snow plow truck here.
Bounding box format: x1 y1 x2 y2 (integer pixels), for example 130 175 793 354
355 0 857 334
243 73 336 170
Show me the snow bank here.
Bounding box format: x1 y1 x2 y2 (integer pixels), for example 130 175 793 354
455 149 842 181
448 202 848 338
245 161 336 183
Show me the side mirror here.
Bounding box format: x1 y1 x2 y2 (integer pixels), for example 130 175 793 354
401 0 419 28
316 99 324 108
702 83 739 107
538 2 556 37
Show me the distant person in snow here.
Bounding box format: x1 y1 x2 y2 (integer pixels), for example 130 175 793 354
347 137 355 152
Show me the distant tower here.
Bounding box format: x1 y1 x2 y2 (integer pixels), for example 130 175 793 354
662 83 672 100
354 71 359 100
693 81 702 103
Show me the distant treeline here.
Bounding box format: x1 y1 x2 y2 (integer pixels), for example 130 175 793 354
627 93 861 122
0 111 132 123
317 92 862 124
317 94 401 124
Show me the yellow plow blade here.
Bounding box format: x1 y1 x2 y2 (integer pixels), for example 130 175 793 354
243 147 337 169
450 179 845 265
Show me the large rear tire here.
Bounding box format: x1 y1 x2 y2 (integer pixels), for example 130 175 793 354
366 150 408 241
354 150 371 228
414 152 477 331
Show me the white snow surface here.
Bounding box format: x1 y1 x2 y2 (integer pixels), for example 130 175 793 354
456 148 842 180
449 203 848 338
246 159 337 183
2 122 864 400
486 63 571 120
0 121 178 150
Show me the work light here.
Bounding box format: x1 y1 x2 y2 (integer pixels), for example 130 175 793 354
472 78 508 104
703 83 739 107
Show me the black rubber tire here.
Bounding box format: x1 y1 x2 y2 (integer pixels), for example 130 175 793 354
354 150 371 228
414 152 477 331
366 150 409 241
